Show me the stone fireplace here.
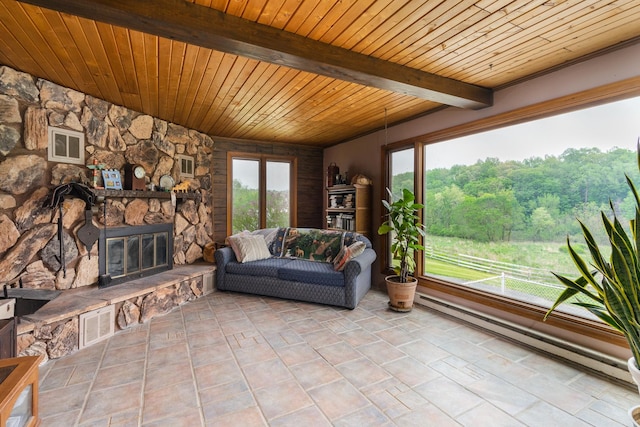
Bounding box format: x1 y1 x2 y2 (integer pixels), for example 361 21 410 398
0 64 216 360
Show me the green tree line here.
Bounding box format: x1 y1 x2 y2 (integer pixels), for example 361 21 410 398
232 179 290 233
395 147 640 244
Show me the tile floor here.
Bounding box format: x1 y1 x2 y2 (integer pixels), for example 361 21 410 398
37 290 639 426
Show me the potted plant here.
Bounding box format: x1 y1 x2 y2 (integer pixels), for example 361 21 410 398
544 144 640 412
378 187 426 311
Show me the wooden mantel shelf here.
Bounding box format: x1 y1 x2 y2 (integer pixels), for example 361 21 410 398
93 189 201 203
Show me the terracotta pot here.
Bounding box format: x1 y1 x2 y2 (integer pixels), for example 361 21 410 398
385 275 417 312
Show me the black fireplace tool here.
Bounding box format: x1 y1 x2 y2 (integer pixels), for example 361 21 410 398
44 183 98 276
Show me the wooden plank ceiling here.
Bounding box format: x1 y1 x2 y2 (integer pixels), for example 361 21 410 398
1 0 639 147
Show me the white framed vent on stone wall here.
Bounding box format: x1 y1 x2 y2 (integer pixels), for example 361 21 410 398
48 126 85 165
79 305 115 349
177 154 194 178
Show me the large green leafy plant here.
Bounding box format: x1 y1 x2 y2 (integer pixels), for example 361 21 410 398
378 188 426 283
545 145 640 367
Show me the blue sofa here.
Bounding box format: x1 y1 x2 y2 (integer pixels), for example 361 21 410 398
214 228 376 309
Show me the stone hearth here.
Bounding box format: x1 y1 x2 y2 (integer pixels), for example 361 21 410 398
15 264 216 361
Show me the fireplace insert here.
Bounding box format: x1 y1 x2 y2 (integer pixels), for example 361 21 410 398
98 223 173 288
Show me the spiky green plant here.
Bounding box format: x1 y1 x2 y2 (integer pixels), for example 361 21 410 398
378 188 426 283
545 143 640 368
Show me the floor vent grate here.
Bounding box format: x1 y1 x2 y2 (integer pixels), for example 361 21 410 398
79 305 115 349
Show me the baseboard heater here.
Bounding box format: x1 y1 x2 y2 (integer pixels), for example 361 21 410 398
415 292 632 385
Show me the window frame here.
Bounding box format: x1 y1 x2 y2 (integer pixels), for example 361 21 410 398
48 126 85 165
226 152 297 235
380 77 640 356
177 154 195 178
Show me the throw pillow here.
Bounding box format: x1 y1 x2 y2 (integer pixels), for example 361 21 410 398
226 230 250 256
227 234 271 263
333 241 366 271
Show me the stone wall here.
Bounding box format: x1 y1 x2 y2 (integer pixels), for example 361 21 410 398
0 64 214 290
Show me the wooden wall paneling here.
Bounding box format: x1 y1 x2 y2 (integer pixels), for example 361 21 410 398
224 66 300 137
0 3 61 83
211 151 228 244
178 47 215 125
199 53 238 131
157 37 174 121
137 32 159 116
109 27 141 107
172 44 204 125
416 1 544 74
473 8 640 85
201 56 253 131
237 0 262 22
31 9 86 92
187 50 224 126
77 17 125 106
214 61 274 135
308 0 371 44
439 0 623 83
289 2 334 37
334 1 405 51
374 0 476 63
61 15 106 98
382 2 489 65
264 0 302 29
94 23 134 105
166 40 188 120
0 6 40 76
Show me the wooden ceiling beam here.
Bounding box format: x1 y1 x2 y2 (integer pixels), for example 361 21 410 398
19 0 493 109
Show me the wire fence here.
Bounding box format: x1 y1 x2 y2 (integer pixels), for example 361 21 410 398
424 245 582 310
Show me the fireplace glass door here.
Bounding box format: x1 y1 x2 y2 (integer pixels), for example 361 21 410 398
100 223 173 287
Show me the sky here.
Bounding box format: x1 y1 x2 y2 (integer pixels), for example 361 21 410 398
233 158 291 191
420 95 640 172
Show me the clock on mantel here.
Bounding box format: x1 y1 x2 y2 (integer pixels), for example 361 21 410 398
124 163 146 191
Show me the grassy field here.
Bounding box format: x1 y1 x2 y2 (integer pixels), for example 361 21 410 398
422 234 604 307
424 234 593 277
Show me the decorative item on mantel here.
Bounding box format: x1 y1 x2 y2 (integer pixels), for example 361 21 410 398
101 169 122 190
172 181 190 193
87 159 105 189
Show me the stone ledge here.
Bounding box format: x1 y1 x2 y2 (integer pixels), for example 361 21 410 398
17 263 216 334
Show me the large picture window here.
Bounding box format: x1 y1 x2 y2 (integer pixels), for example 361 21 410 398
418 95 640 319
228 153 295 234
387 97 640 326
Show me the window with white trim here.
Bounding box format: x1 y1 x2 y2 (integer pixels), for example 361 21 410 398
48 126 85 165
177 154 194 178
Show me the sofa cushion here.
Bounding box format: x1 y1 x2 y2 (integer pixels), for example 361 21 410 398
225 257 292 277
277 259 344 287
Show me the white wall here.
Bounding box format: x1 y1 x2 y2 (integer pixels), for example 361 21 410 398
324 40 640 289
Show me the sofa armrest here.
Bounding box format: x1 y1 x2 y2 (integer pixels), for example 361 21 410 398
214 247 237 290
342 248 376 309
344 248 377 276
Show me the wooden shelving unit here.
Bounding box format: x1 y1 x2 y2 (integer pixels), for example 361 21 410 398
325 184 371 236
